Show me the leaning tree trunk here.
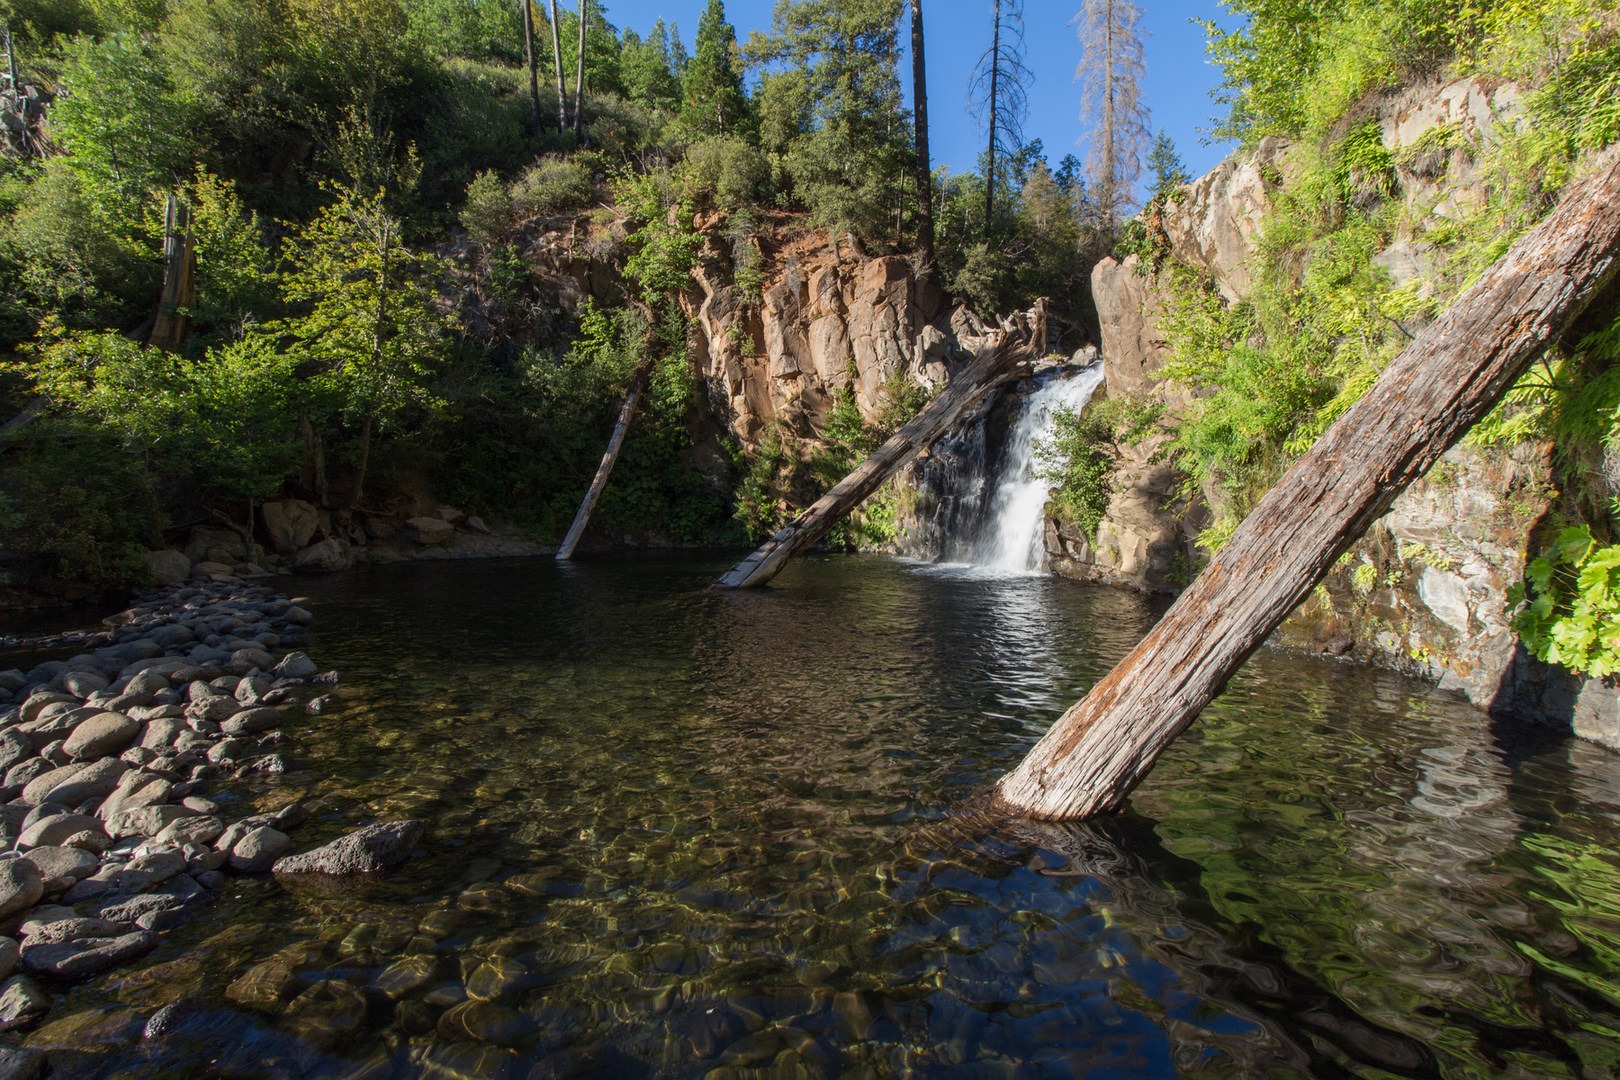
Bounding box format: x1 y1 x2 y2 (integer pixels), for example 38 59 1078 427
995 150 1620 821
717 304 1046 590
556 363 649 561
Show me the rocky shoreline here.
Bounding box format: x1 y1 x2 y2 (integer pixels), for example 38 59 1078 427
0 574 422 1078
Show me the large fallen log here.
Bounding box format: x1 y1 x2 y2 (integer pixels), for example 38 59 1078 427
995 150 1620 821
556 363 650 561
716 303 1046 589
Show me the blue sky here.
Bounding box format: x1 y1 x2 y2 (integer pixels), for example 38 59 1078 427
599 1 1239 195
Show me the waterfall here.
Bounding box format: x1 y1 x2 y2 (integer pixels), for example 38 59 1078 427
908 363 1105 575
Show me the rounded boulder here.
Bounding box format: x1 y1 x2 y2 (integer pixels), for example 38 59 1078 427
63 712 140 761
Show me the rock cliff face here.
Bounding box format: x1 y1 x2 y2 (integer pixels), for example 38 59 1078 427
1074 77 1620 746
681 227 1000 448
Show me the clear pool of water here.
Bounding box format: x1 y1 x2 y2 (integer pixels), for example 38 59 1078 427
21 553 1620 1078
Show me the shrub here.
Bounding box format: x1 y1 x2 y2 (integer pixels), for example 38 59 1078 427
680 135 771 213
511 155 594 217
461 169 513 248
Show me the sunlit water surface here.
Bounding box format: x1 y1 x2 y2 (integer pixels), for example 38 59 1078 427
21 554 1620 1078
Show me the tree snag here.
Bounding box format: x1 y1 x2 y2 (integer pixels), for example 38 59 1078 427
556 363 649 561
716 303 1046 590
995 149 1620 821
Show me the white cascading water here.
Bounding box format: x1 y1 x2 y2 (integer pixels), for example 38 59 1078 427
913 363 1106 574
968 364 1106 572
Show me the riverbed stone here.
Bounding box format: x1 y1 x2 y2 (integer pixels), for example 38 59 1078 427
21 930 159 978
272 820 427 875
282 980 369 1049
0 939 16 981
139 717 182 751
63 712 140 761
35 758 128 807
60 671 109 699
106 805 196 841
0 859 43 921
221 707 285 737
20 917 121 946
0 731 32 775
22 846 98 893
116 848 188 891
275 652 318 679
155 815 223 848
262 500 319 554
372 954 438 999
406 517 456 546
0 976 49 1032
20 763 87 807
15 813 100 852
229 827 294 872
294 539 353 574
97 776 172 821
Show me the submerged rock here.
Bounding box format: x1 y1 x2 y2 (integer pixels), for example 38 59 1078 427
273 820 427 875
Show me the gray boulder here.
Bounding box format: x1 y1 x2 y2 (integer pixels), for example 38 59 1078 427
262 500 318 554
62 711 139 760
229 827 294 872
21 930 158 978
405 517 455 546
0 976 49 1032
293 539 353 573
272 820 426 875
143 549 192 586
0 861 41 921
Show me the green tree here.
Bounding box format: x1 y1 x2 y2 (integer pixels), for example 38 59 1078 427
681 0 748 138
281 182 454 506
180 167 279 342
748 0 909 239
49 32 197 197
621 20 683 113
1147 128 1189 200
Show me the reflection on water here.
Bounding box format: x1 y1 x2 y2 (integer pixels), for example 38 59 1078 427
22 554 1620 1078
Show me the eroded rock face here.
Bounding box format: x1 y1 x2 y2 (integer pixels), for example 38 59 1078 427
1044 439 1205 595
1161 135 1291 303
684 231 993 447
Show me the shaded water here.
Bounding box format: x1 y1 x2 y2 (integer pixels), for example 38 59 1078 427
23 554 1620 1078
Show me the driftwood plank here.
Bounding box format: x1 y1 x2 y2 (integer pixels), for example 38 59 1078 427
995 150 1620 821
716 304 1046 589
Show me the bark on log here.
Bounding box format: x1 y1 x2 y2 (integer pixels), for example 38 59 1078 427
716 303 1046 589
996 149 1620 821
556 364 649 561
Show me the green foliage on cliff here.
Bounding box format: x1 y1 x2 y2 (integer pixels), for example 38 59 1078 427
1513 526 1620 678
1123 0 1620 554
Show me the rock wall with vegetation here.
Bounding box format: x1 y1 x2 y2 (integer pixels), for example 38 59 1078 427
1043 0 1620 743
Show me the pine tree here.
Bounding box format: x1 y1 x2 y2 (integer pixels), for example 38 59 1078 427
748 0 908 238
1147 128 1189 200
681 0 749 138
1072 0 1149 235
